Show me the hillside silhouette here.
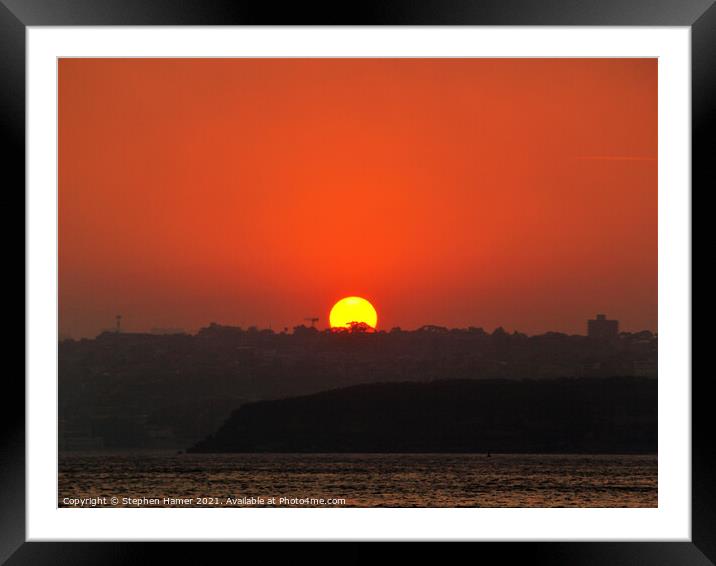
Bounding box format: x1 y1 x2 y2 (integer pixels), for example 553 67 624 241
59 323 656 450
189 377 657 454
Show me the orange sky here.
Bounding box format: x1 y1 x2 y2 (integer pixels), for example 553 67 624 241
59 58 657 338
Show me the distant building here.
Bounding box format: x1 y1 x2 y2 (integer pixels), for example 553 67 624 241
150 327 187 335
588 314 619 341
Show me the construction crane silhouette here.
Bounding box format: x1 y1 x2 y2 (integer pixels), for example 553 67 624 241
304 317 319 328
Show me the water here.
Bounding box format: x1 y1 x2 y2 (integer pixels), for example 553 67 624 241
59 452 657 508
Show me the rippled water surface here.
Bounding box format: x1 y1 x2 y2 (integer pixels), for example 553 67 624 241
59 452 657 507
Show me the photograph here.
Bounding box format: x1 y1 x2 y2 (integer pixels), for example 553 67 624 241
57 57 658 509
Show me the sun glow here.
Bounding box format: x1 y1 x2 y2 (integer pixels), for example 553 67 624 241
329 296 378 330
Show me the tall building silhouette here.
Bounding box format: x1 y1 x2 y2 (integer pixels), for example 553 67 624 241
588 314 619 341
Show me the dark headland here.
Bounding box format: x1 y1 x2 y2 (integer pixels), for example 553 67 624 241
60 319 656 450
188 377 656 454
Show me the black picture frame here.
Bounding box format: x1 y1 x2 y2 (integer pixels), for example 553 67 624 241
5 0 708 563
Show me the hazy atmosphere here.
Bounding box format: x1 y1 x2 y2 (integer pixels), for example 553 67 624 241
59 58 656 337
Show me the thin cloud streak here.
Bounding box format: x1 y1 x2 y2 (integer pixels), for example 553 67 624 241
576 155 657 161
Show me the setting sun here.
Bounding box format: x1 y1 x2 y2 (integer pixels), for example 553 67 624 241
329 296 378 330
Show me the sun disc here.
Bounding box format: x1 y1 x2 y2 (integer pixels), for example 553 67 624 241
329 296 378 329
